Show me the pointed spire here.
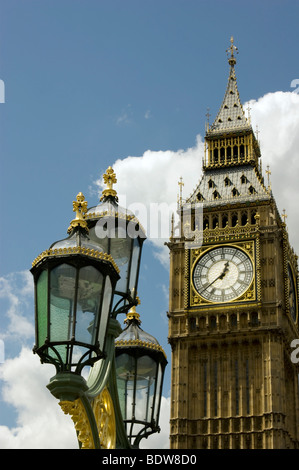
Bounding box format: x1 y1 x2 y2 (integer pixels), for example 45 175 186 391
207 37 250 135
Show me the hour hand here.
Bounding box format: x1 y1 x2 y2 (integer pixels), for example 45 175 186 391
218 261 229 280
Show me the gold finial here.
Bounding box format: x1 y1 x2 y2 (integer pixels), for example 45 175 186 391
68 192 88 233
254 212 260 226
205 107 211 132
227 36 238 66
178 177 184 207
255 125 260 142
124 305 141 324
265 165 272 191
282 209 287 224
246 104 251 124
100 166 118 201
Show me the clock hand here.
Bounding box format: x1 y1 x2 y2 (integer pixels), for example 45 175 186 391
199 261 230 295
219 261 229 279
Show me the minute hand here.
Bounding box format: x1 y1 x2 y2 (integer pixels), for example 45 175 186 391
199 261 230 295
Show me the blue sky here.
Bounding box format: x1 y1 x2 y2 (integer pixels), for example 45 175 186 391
0 0 299 449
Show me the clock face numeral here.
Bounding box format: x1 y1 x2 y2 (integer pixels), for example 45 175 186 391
288 263 298 322
192 246 253 303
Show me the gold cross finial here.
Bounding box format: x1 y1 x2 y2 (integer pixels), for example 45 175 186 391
265 165 272 191
100 166 118 201
282 209 287 224
68 192 88 233
227 36 238 65
178 177 184 207
205 107 211 132
256 125 259 140
246 104 251 124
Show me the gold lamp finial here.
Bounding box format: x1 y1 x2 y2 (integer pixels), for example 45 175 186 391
124 305 141 324
100 166 118 201
68 192 88 233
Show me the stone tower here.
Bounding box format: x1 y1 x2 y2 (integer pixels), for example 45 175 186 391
167 38 299 449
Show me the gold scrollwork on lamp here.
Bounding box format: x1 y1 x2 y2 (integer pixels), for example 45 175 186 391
59 399 95 449
92 387 116 449
59 387 116 449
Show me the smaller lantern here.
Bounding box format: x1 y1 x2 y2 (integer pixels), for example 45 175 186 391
85 167 146 316
115 305 167 447
31 192 120 375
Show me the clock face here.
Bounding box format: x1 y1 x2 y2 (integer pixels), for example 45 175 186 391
192 246 254 303
288 264 297 322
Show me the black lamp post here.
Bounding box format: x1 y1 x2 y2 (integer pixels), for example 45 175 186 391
115 305 167 447
85 167 146 316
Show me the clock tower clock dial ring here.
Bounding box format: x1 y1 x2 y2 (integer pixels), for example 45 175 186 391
192 245 254 303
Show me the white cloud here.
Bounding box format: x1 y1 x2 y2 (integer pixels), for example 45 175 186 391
247 91 299 254
0 271 34 341
116 104 133 126
0 348 77 449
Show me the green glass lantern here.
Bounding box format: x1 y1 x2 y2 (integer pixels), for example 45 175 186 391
31 192 120 375
115 305 167 447
85 167 146 316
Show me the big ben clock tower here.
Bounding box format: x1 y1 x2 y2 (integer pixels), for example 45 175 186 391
167 38 299 449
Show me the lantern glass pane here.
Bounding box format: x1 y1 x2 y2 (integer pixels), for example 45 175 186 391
50 264 76 344
135 355 157 422
128 238 140 294
115 353 134 420
91 219 132 295
115 353 158 424
153 362 163 422
36 270 48 348
89 225 109 253
75 266 104 345
98 276 112 351
110 224 132 294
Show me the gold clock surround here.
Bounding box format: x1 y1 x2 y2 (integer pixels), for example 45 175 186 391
187 239 257 308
